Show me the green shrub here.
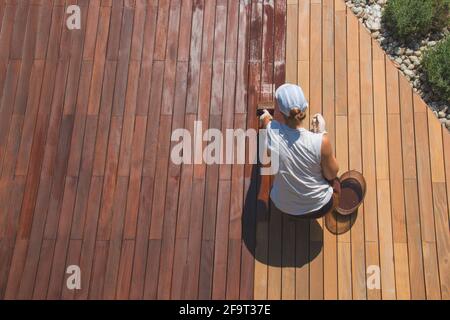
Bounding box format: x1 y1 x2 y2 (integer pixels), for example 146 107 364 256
423 36 450 102
382 0 450 41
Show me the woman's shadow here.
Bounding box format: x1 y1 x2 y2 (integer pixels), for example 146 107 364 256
242 164 323 268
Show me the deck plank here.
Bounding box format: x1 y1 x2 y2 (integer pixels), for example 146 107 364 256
373 42 396 300
308 0 324 301
360 26 381 301
399 77 426 300
386 59 410 300
413 96 441 299
294 0 311 300
322 0 338 301
347 12 366 301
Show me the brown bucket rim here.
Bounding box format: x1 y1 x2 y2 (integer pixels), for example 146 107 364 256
335 170 367 215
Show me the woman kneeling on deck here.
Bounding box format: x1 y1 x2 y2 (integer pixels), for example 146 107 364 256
259 83 340 220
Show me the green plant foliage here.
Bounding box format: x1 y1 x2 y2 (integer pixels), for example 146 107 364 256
423 36 450 102
382 0 450 41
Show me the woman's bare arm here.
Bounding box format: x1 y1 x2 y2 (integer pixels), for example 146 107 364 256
321 134 339 181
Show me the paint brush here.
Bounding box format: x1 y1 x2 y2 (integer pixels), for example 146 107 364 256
256 101 275 117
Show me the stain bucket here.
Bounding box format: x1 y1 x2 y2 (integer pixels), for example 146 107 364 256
336 170 366 216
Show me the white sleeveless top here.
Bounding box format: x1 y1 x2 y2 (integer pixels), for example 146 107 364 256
267 121 333 216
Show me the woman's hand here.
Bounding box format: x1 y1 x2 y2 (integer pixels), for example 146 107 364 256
311 114 327 133
259 109 273 129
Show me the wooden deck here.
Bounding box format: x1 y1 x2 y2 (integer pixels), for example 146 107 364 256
0 0 448 300
283 0 450 299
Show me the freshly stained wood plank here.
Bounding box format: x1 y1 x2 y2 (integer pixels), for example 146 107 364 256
97 125 122 240
117 64 140 226
91 61 117 177
102 176 128 299
157 66 187 299
212 180 231 299
112 6 134 117
31 239 55 299
177 0 193 62
11 3 40 117
235 0 250 115
3 61 43 181
248 5 267 301
0 4 17 62
34 1 53 61
264 0 288 301
73 176 103 300
199 1 228 299
106 4 123 61
60 239 82 300
213 0 238 300
4 239 28 299
149 104 179 239
160 1 181 116
183 1 215 300
0 176 25 299
87 6 112 116
88 240 109 299
9 1 30 60
66 62 93 178
170 115 195 300
135 4 157 116
153 0 170 61
226 118 245 300
142 239 161 299
130 1 146 61
115 239 134 299
0 61 21 178
247 1 265 301
185 0 204 115
83 0 101 61
148 116 176 292
129 176 153 299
